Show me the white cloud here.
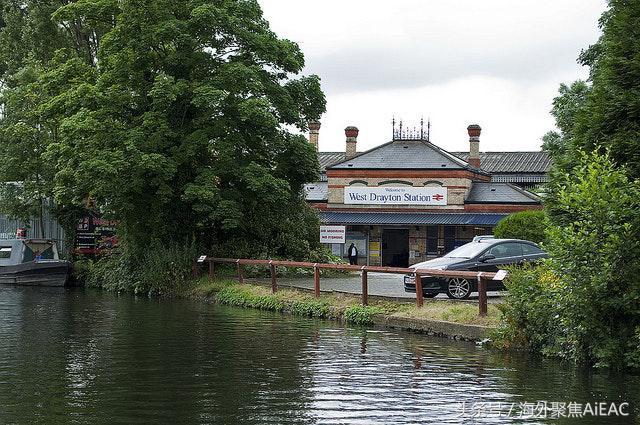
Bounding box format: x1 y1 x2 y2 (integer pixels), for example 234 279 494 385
259 0 606 151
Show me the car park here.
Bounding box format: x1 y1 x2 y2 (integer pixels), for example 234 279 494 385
403 238 547 299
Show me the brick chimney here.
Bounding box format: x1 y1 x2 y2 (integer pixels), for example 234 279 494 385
308 120 321 151
345 126 359 159
467 124 481 168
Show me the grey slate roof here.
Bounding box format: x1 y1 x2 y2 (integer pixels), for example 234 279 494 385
465 182 540 204
453 151 551 173
303 181 328 202
318 152 346 171
329 140 486 173
320 211 506 225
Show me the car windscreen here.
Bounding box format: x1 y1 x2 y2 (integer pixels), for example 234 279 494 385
444 242 491 259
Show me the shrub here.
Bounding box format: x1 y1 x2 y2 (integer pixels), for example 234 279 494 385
494 210 548 244
543 151 640 367
493 263 562 352
497 150 640 368
80 242 199 296
344 305 382 325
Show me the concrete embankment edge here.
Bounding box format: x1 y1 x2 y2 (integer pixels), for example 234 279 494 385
372 315 493 342
189 291 494 342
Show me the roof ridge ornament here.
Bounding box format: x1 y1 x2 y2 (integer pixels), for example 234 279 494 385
392 117 430 142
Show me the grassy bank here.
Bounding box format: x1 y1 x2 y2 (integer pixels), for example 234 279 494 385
186 278 501 328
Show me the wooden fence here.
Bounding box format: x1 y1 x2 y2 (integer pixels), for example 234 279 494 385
193 257 499 317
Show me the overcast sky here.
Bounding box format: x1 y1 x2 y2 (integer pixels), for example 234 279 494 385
259 0 606 153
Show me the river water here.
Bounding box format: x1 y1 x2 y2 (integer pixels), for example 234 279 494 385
0 285 637 424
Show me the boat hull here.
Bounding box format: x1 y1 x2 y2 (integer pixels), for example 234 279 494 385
0 261 71 287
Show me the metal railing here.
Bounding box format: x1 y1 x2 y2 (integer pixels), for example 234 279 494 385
193 257 498 317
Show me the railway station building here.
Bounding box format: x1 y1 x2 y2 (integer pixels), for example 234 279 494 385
304 121 548 267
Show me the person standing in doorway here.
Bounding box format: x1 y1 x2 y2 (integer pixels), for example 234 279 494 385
348 243 358 265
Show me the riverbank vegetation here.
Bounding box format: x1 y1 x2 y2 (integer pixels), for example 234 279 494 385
497 0 640 369
189 278 502 327
0 0 326 288
496 152 640 368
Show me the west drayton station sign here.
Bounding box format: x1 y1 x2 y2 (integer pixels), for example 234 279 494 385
344 186 447 206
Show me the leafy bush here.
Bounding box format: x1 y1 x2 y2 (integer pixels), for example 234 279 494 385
493 263 562 351
544 151 640 367
497 151 640 368
79 242 199 296
494 210 548 244
344 305 382 325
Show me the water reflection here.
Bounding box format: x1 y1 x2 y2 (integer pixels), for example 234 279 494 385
0 285 637 424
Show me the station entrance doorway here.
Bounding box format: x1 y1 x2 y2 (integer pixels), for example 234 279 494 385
382 229 409 267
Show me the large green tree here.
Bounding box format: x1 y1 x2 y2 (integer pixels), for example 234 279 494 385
0 0 325 260
545 0 640 179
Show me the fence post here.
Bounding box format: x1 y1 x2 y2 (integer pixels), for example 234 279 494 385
361 268 368 306
313 264 320 298
415 272 424 308
270 261 277 294
477 273 488 317
236 260 244 284
208 260 215 279
192 259 199 278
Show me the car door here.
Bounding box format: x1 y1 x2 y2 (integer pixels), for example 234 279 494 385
478 242 524 290
521 242 547 263
479 242 524 271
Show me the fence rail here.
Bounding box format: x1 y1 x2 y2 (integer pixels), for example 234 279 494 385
194 257 498 317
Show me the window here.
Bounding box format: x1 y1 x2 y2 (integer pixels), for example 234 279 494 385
522 243 544 255
487 243 522 258
0 247 11 259
426 226 438 255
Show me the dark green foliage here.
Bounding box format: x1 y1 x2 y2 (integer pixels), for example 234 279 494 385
545 1 640 179
498 151 640 368
77 242 199 296
571 0 640 179
0 0 326 288
541 80 590 165
493 210 548 244
493 264 561 352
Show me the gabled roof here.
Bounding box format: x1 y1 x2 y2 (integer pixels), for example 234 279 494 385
453 151 551 173
328 140 487 174
465 182 540 204
318 152 346 172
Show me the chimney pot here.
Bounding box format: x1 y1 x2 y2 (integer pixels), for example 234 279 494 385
467 124 481 138
308 120 321 150
308 121 321 131
467 124 481 168
345 126 359 159
345 126 359 139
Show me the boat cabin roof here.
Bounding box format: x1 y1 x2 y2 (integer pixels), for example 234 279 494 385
0 239 60 266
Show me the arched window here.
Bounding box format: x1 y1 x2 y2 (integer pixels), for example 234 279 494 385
348 180 368 186
378 180 413 186
423 180 443 187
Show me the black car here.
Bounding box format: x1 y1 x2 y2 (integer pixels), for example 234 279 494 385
404 238 547 299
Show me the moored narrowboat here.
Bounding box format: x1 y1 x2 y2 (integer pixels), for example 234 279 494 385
0 239 70 286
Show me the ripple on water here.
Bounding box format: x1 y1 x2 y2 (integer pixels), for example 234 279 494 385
0 286 637 424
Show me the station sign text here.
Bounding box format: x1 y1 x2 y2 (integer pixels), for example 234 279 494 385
344 186 447 206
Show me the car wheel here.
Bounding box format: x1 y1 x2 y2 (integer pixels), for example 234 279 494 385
446 278 472 299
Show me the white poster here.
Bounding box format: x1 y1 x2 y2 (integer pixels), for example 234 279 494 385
320 225 346 243
344 186 447 206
